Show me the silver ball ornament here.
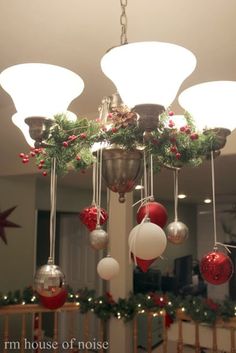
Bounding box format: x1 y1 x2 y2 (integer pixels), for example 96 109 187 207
34 261 66 297
166 221 189 244
89 225 108 250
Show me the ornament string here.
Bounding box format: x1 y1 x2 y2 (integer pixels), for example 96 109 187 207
143 151 149 219
211 150 217 248
174 168 179 222
96 148 103 226
49 157 57 264
150 154 154 200
92 161 96 206
132 154 154 208
210 151 236 252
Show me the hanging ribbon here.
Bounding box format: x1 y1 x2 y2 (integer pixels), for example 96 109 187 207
49 157 57 264
174 168 180 222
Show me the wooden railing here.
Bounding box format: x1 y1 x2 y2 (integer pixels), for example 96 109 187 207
1 304 236 352
0 303 106 353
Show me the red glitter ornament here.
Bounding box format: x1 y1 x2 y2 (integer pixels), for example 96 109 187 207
79 206 108 232
136 201 168 229
200 250 233 285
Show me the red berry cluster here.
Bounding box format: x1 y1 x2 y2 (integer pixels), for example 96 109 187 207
19 148 47 176
62 133 87 148
179 125 199 140
167 111 199 160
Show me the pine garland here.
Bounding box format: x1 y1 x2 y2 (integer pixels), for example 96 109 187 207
1 286 236 325
19 110 219 175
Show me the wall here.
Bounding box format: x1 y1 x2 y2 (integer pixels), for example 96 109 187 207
0 175 36 292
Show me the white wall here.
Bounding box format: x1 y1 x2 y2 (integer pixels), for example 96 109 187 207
0 176 36 292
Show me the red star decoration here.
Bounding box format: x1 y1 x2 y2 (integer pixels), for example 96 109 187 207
0 206 21 244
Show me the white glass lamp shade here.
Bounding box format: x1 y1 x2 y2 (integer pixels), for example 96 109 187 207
0 63 84 119
101 42 196 108
178 81 236 131
12 113 35 147
12 110 77 147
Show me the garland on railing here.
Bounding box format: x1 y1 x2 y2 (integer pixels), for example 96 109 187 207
19 110 218 175
1 287 236 325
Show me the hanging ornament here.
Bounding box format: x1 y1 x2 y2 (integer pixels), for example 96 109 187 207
79 206 108 232
131 253 157 272
89 225 108 250
166 221 189 244
34 158 67 310
97 255 120 280
136 201 168 229
200 250 233 285
167 168 188 245
199 151 235 285
34 261 67 309
129 219 167 260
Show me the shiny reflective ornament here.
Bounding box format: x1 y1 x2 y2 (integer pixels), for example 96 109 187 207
102 147 143 203
97 255 120 280
200 250 233 285
129 220 167 260
34 262 67 308
166 221 189 244
137 201 168 229
89 225 108 250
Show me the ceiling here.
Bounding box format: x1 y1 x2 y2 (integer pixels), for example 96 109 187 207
0 0 236 203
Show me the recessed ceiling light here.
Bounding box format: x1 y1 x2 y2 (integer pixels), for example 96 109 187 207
204 198 212 204
135 185 144 190
178 194 187 199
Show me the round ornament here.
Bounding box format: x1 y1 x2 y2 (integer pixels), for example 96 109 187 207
39 288 68 310
89 225 108 250
136 201 168 229
97 256 120 280
166 221 189 244
129 220 167 260
79 206 108 232
131 253 157 272
200 250 233 285
34 262 67 309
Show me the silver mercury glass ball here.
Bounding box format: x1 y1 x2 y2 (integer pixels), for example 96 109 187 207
89 225 108 250
34 260 66 297
166 221 189 245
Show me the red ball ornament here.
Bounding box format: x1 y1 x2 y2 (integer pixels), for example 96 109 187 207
131 253 157 272
39 288 67 310
79 206 108 232
136 201 168 229
200 250 233 285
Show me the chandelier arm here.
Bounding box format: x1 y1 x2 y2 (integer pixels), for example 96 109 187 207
120 0 128 45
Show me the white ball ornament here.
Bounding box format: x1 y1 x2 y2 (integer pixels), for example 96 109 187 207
97 255 120 280
129 220 167 260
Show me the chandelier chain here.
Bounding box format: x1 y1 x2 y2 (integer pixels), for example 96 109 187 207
120 0 128 45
